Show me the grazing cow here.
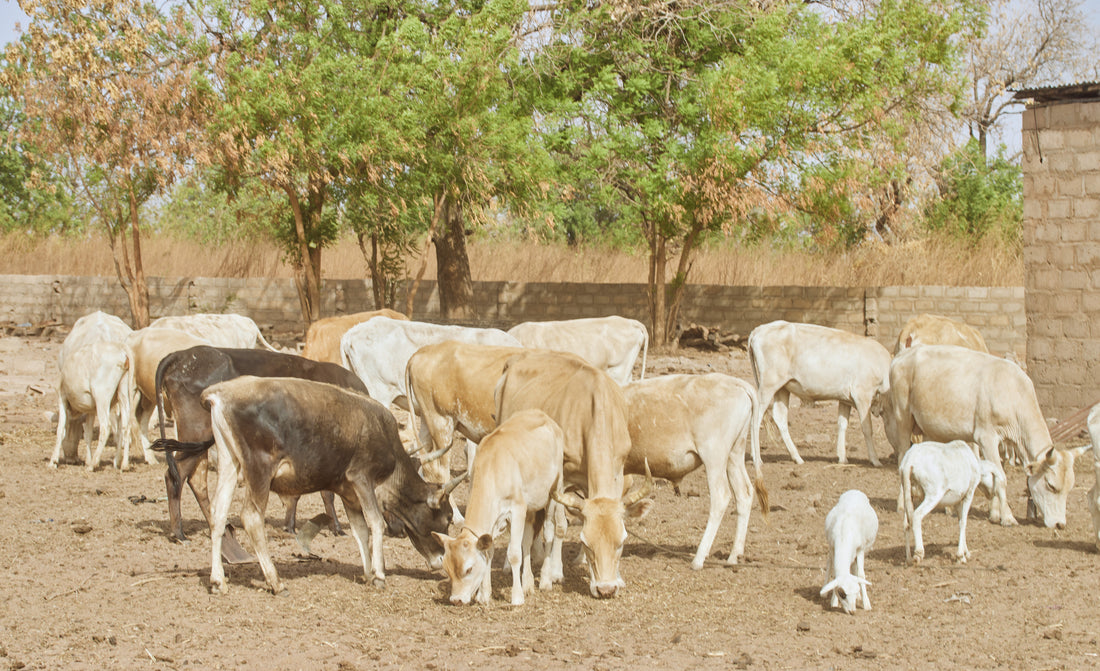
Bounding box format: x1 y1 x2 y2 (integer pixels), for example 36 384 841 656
150 313 279 351
151 346 371 560
821 490 877 614
301 309 408 365
51 311 134 468
193 376 455 594
51 341 133 471
900 440 1002 564
434 409 565 606
494 350 653 599
506 316 649 384
893 313 989 355
1085 405 1100 553
882 345 1088 528
406 342 528 524
124 327 210 462
748 320 891 466
622 373 768 569
341 316 521 409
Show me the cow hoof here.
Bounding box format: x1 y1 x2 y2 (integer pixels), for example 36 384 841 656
870 460 882 468
48 461 58 469
210 582 228 595
274 587 290 597
912 553 924 564
955 552 970 564
999 516 1018 527
371 577 386 590
690 561 705 571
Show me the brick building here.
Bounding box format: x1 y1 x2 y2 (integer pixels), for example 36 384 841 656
1016 82 1100 419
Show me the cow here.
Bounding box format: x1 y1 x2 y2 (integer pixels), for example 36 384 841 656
821 490 877 614
405 342 529 524
494 350 653 599
434 409 566 606
748 320 891 467
150 313 279 351
506 316 649 384
341 316 521 410
301 309 408 365
51 311 134 469
189 376 455 595
893 313 989 355
1087 405 1100 553
150 346 372 561
50 341 133 471
882 345 1089 528
622 373 768 569
123 327 210 462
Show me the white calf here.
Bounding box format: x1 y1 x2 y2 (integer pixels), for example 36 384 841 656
51 341 133 471
821 490 878 614
900 440 1002 564
432 409 565 606
1086 405 1100 552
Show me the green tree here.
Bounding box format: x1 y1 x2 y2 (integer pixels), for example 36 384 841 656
0 98 77 234
538 0 964 343
924 139 1021 243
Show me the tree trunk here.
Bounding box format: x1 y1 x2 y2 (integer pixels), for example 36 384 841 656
285 185 322 323
645 216 669 345
434 192 474 320
665 221 702 344
105 187 150 328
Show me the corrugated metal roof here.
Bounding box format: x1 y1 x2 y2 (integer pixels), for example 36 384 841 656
1011 81 1100 103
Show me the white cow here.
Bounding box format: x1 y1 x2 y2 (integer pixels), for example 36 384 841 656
341 316 521 410
821 490 877 614
900 440 1002 564
150 314 279 351
622 373 767 569
748 320 891 466
1086 405 1100 552
883 345 1088 528
507 316 648 384
433 409 565 606
51 311 134 469
894 313 989 355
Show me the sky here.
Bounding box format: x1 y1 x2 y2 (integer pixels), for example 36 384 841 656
1 0 1098 154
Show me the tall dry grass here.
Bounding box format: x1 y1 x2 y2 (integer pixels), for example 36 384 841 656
0 232 1022 286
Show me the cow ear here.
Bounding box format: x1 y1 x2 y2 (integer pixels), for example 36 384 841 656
1027 447 1055 476
476 534 493 552
820 579 837 598
432 531 454 547
626 497 654 520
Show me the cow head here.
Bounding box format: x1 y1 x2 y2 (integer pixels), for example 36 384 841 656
389 474 462 570
820 575 870 615
432 528 493 605
1026 445 1089 529
553 467 654 599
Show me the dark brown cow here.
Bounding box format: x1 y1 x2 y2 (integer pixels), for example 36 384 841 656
199 376 454 594
151 346 370 559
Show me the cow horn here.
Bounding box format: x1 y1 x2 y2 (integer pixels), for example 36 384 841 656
550 488 585 513
441 471 466 499
622 458 654 507
418 444 453 463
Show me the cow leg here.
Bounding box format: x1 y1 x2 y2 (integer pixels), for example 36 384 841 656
346 480 387 587
770 389 804 464
50 397 71 468
909 488 942 563
239 487 282 595
544 501 566 585
208 451 238 595
724 451 755 567
166 452 205 542
853 398 882 467
321 491 343 535
508 504 529 605
976 431 1015 526
89 380 117 472
81 415 96 471
282 492 343 535
835 402 851 465
1088 479 1100 554
955 489 975 563
855 549 870 611
135 397 160 465
691 455 732 570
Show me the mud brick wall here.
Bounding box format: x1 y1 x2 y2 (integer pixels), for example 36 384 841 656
1021 97 1100 418
0 274 1025 360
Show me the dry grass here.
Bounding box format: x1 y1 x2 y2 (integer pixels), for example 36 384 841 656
0 232 1022 286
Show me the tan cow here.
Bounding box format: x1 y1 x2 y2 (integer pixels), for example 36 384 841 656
124 327 210 461
301 309 408 365
494 350 652 599
893 313 989 355
434 409 565 606
623 373 768 569
150 313 279 351
406 342 528 525
507 316 649 384
749 320 891 467
883 345 1087 528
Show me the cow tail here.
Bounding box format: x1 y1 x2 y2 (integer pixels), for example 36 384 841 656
638 326 649 381
404 361 422 456
116 350 135 460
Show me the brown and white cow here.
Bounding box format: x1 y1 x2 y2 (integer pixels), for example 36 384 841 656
195 376 454 595
882 345 1086 528
150 313 279 351
748 320 891 467
623 373 768 569
51 311 134 469
506 316 649 384
893 313 989 355
405 341 528 523
301 309 408 365
151 346 371 561
434 409 565 606
494 350 652 598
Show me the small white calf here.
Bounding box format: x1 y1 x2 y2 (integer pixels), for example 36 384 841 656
1086 405 1100 552
900 440 1002 564
51 341 133 471
821 490 877 614
433 409 565 606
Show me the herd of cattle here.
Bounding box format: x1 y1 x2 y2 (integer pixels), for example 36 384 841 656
47 308 1100 610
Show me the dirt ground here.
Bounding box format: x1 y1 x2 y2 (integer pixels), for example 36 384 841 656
1 332 1098 671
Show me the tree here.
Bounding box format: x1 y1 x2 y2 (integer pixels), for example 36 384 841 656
3 0 205 327
537 0 965 344
924 139 1021 244
0 97 77 234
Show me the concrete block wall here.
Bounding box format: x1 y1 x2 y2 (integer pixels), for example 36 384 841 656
1021 98 1100 417
1 274 1025 360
